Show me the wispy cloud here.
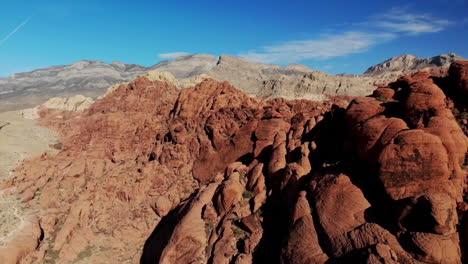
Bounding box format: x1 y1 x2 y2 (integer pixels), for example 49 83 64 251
241 32 395 64
0 17 31 46
240 8 452 64
159 52 190 59
371 8 453 35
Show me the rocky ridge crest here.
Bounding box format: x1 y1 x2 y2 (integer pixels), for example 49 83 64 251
364 53 462 75
1 53 463 112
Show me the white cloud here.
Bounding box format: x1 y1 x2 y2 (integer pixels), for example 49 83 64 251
373 8 453 35
240 32 396 64
0 17 31 47
158 52 190 59
239 8 452 64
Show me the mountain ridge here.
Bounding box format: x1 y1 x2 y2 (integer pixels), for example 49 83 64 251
0 53 464 112
364 52 463 75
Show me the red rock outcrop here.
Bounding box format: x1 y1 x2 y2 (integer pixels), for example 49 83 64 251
346 68 467 263
3 61 468 264
151 63 467 264
6 74 331 263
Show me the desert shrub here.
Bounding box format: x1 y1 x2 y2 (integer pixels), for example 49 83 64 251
242 190 255 199
376 95 388 102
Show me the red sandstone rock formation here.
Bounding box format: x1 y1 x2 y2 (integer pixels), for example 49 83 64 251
5 74 330 263
148 63 468 264
2 61 467 263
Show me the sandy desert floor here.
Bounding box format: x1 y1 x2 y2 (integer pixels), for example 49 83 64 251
0 111 59 245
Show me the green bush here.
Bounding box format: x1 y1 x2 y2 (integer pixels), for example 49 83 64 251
376 95 388 102
205 221 214 237
232 225 247 239
242 190 255 199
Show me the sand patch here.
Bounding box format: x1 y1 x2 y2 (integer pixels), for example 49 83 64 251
0 110 59 245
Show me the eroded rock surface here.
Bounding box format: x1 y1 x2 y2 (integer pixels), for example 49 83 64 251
2 61 467 264
364 53 462 75
150 62 468 264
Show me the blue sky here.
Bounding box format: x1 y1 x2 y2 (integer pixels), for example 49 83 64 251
0 0 467 76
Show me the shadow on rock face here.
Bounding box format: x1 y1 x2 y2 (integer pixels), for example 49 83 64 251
140 201 190 264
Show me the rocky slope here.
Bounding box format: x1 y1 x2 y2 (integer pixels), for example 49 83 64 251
0 61 467 263
1 53 463 112
205 55 376 101
0 110 59 264
364 53 463 75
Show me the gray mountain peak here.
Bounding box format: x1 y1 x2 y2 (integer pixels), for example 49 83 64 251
364 53 463 75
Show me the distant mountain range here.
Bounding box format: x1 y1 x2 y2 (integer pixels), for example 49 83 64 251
0 53 464 112
363 53 462 75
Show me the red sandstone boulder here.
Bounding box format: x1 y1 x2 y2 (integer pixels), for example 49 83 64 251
378 129 452 200
345 97 386 129
311 174 370 255
352 115 408 163
372 87 395 99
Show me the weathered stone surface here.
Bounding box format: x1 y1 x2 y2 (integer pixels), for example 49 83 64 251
311 174 371 255
352 115 408 163
401 232 461 264
159 183 220 264
378 129 451 200
345 97 386 129
281 191 328 264
3 61 467 263
364 53 462 75
0 217 42 264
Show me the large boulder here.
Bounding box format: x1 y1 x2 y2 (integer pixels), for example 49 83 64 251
378 129 452 200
